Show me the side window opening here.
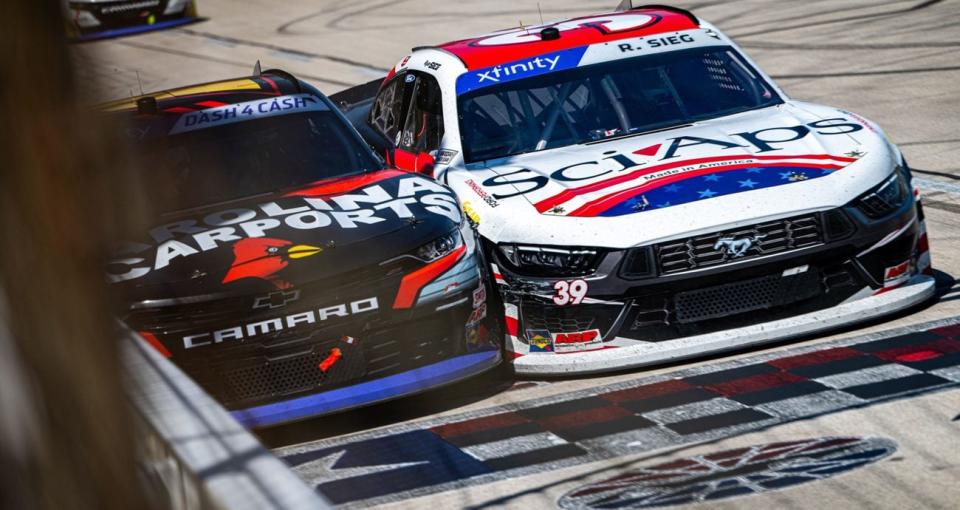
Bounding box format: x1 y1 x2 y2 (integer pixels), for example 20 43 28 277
399 73 445 154
369 72 445 154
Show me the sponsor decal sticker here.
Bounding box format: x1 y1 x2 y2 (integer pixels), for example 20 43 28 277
552 329 603 353
553 279 589 306
182 297 379 350
884 260 912 288
466 303 488 327
169 94 328 135
456 47 588 95
527 329 554 353
107 176 461 284
472 286 487 309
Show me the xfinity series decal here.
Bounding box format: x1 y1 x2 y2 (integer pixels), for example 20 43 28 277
169 94 329 135
107 175 460 283
456 47 587 95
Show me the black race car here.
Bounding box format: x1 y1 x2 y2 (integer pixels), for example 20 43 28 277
105 70 499 427
65 0 199 41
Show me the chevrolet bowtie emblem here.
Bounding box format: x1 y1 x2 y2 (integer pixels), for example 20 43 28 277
253 289 301 310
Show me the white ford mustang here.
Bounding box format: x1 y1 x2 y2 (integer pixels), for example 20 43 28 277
340 2 935 375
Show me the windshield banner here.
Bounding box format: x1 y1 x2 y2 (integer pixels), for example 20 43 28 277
456 46 588 96
169 94 329 135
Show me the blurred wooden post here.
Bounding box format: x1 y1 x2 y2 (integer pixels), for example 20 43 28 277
0 1 152 508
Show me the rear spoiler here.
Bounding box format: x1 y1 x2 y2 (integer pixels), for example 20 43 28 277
328 78 385 112
614 2 700 25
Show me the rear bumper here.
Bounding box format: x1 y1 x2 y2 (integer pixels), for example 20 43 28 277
513 274 935 376
231 349 501 428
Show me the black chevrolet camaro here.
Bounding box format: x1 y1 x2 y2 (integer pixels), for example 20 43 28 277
105 70 499 427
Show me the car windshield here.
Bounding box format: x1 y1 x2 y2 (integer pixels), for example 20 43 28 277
134 109 381 213
457 47 781 163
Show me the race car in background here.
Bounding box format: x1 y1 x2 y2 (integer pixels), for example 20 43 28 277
104 69 499 427
338 2 935 375
65 0 199 41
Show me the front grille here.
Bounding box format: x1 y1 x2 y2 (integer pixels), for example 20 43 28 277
98 0 162 15
674 269 821 324
221 342 366 403
653 213 825 275
521 302 621 335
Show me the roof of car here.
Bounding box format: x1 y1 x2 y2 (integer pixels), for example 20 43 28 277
434 6 700 70
98 71 307 114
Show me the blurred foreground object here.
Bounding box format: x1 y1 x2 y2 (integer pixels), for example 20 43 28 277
1 0 152 508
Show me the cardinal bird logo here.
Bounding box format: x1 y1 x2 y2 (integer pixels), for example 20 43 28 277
222 237 323 289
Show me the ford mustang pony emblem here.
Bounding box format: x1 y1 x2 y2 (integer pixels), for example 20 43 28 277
714 234 766 258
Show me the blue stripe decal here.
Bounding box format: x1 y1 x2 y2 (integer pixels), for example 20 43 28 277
599 165 837 217
456 46 589 95
231 350 501 427
73 17 198 42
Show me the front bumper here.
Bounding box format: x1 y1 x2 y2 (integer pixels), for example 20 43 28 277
231 349 500 427
513 274 934 375
493 197 933 375
67 0 197 41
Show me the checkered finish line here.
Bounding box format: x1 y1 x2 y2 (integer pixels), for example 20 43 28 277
277 318 960 507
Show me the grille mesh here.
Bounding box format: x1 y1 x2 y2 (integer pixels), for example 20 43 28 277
674 270 821 324
521 302 621 335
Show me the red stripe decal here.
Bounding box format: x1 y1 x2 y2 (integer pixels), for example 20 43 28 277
505 316 519 336
285 169 406 197
195 100 230 108
570 161 842 217
260 76 281 95
392 245 467 309
139 331 172 359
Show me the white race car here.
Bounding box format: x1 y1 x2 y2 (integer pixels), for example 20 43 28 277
340 2 935 375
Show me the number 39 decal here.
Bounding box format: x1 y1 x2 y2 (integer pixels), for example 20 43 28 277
553 279 589 306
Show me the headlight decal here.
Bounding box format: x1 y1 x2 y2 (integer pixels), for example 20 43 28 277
393 244 467 309
855 170 909 219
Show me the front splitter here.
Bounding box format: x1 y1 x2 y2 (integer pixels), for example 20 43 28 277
513 275 936 376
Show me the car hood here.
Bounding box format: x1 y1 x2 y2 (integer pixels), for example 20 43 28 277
110 170 462 303
446 102 899 248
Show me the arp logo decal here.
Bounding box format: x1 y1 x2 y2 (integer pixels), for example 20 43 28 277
553 329 603 353
558 437 897 509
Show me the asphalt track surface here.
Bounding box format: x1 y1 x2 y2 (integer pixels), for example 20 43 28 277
72 1 960 508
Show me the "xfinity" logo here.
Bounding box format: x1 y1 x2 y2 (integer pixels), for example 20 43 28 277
456 46 587 95
477 56 561 83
